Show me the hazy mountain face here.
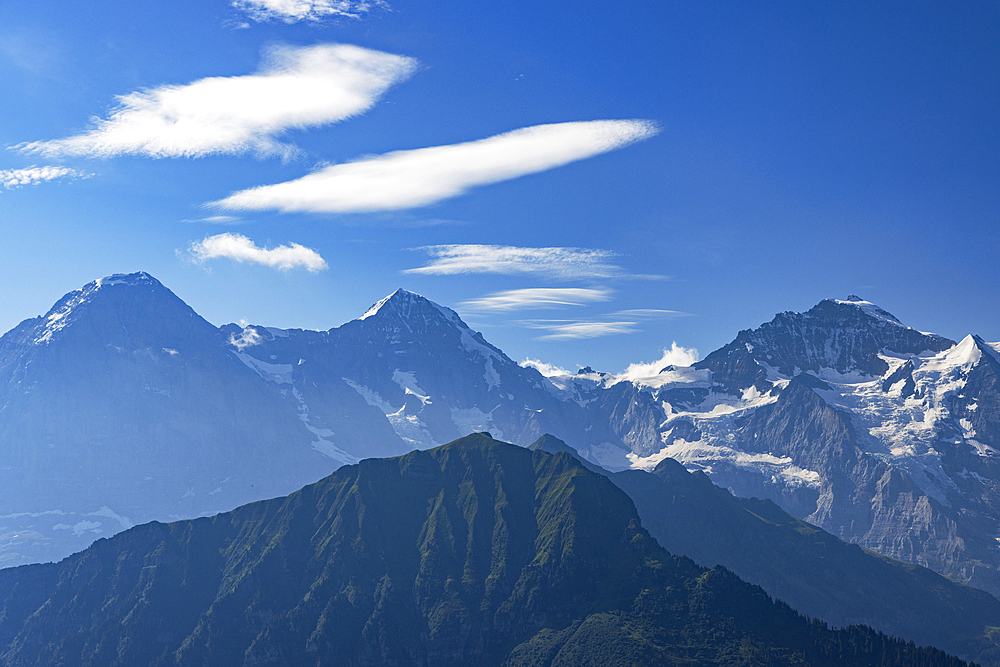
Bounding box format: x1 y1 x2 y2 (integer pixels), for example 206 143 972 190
1 274 998 602
0 273 406 567
0 436 971 667
0 276 641 567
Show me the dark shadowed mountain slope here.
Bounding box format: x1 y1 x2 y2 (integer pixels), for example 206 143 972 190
529 434 1000 667
0 435 970 667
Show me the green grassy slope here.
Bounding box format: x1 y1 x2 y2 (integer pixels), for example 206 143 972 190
0 434 975 666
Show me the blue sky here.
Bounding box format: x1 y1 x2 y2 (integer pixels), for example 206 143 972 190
1 0 997 372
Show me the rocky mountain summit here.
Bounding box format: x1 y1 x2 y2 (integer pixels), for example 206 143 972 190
696 295 954 391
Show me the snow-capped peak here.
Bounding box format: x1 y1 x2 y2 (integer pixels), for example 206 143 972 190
952 334 983 367
359 288 417 321
932 334 1000 370
832 295 905 327
93 271 161 289
33 272 166 345
920 334 985 374
352 288 507 386
357 288 471 330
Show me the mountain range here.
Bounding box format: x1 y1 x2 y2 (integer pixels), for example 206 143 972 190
1 272 999 654
0 434 973 667
4 273 998 596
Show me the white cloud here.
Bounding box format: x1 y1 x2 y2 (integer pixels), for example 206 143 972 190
406 245 625 279
521 320 640 340
611 308 685 319
19 44 415 159
233 0 384 22
618 343 700 380
521 343 700 381
515 307 688 341
181 215 242 224
460 288 612 311
1 165 89 189
520 358 572 378
188 233 327 272
209 120 659 213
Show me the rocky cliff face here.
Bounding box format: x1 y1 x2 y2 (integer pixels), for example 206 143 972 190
697 296 954 388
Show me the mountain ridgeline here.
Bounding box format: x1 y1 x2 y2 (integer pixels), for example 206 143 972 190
696 296 954 391
0 435 972 666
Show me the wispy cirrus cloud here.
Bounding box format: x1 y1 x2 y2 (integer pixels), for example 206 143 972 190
188 232 327 272
209 120 659 213
521 320 639 341
19 44 415 159
459 288 613 312
609 308 686 319
516 308 686 341
233 0 385 22
181 215 242 225
405 244 627 280
1 165 89 189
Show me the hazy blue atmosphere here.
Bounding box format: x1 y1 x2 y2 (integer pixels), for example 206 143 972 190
1 0 997 372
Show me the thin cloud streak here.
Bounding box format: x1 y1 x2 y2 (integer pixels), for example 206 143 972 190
210 120 659 213
20 44 415 159
610 308 687 319
460 288 613 311
406 245 626 280
513 305 687 340
188 233 327 272
181 215 243 225
520 319 639 340
1 166 89 189
233 0 385 22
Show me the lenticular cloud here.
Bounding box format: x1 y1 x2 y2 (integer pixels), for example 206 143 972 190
19 44 415 159
209 120 660 213
407 245 625 279
459 288 613 312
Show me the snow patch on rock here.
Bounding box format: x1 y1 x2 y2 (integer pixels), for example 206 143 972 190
233 350 293 384
452 406 504 442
